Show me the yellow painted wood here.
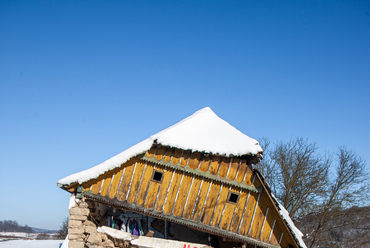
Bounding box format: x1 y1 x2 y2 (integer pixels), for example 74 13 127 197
172 173 193 217
100 171 114 196
218 157 231 178
230 189 249 233
65 183 78 193
209 155 221 176
199 156 211 172
116 160 137 201
236 160 247 183
260 196 276 242
155 168 175 212
126 161 146 204
200 182 221 225
191 179 211 222
219 187 238 230
108 167 124 198
155 146 167 161
211 185 230 227
135 163 154 206
227 158 240 181
163 171 182 214
249 193 268 239
238 191 259 235
244 166 254 185
180 150 191 167
172 149 182 165
182 176 203 219
146 146 156 158
164 148 173 163
144 165 165 209
270 224 283 246
91 178 104 195
188 152 201 170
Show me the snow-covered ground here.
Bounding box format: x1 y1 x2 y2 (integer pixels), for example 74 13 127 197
0 240 64 248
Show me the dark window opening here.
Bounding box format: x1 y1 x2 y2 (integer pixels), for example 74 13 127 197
152 170 163 182
228 192 239 204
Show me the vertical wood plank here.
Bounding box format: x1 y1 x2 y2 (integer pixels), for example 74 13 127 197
182 176 202 219
116 161 136 201
172 173 193 217
191 179 211 221
211 185 230 227
164 148 173 163
199 156 211 172
236 161 247 183
249 194 268 239
155 168 175 212
126 161 146 204
218 157 231 178
209 155 221 175
230 189 249 233
155 146 167 161
238 191 259 235
108 167 124 198
244 166 254 185
163 170 182 214
200 182 221 224
179 150 191 167
144 165 165 209
135 163 154 206
91 179 104 195
188 152 201 170
227 158 240 181
100 171 115 196
172 149 182 165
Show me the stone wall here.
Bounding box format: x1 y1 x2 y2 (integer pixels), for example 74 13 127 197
68 199 116 248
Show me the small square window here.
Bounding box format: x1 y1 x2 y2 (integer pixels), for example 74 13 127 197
152 170 163 182
227 192 239 204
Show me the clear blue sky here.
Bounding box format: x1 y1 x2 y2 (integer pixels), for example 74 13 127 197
1 0 369 230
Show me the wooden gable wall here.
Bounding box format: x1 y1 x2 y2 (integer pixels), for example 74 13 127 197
64 146 299 248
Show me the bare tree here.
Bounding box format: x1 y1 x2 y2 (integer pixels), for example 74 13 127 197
271 138 330 219
307 147 369 248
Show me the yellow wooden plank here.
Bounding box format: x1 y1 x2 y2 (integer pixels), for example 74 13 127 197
163 170 183 214
209 155 221 175
244 166 254 185
218 157 231 178
155 146 166 161
227 158 240 181
100 171 114 196
164 148 173 163
116 160 137 201
249 193 268 239
144 181 161 209
199 156 211 172
135 163 154 206
172 149 182 165
211 185 229 227
146 146 156 158
188 152 201 169
126 161 146 204
182 176 203 219
236 160 247 183
238 191 259 235
172 173 193 217
270 224 283 246
180 150 191 167
155 168 175 212
230 189 249 233
200 182 221 225
219 187 238 230
192 179 211 221
91 178 104 195
108 167 124 198
260 198 275 242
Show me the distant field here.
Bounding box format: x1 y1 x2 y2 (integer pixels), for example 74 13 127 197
0 240 64 248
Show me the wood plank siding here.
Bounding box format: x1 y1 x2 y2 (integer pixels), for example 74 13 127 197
69 146 298 248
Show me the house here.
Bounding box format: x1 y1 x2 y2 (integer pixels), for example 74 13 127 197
58 107 306 248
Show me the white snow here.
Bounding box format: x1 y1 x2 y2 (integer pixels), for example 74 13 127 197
0 240 63 248
58 107 262 186
271 194 307 248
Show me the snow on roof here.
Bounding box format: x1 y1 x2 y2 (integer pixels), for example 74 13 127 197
58 107 262 186
271 194 307 248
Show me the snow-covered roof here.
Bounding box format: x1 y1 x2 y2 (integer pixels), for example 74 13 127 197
58 107 262 186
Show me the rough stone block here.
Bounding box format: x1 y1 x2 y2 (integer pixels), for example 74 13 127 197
79 201 89 208
68 227 84 235
68 233 85 241
69 214 88 221
87 233 102 245
102 239 114 247
69 240 84 248
84 220 96 227
85 225 97 234
69 219 83 229
69 207 90 216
